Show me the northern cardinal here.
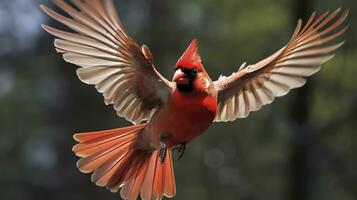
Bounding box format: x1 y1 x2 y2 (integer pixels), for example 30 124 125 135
41 0 348 199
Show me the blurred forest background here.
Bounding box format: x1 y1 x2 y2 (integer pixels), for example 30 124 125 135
0 0 356 200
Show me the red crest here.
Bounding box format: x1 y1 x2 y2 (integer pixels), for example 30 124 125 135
175 39 203 71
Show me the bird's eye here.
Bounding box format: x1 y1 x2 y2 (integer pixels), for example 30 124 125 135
192 68 198 76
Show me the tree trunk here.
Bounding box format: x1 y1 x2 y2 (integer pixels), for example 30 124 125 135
289 1 315 200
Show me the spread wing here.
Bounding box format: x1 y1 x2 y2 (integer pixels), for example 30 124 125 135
214 9 349 122
41 0 173 124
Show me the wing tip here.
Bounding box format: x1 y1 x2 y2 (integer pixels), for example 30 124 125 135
75 68 88 83
238 62 247 71
39 4 46 11
40 24 51 34
334 7 342 14
40 23 47 30
40 24 56 35
323 54 336 63
40 4 52 15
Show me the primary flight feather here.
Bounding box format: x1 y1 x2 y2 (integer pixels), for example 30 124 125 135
41 0 348 199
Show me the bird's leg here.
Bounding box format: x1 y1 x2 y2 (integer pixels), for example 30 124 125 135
158 133 171 163
173 142 186 160
159 141 167 163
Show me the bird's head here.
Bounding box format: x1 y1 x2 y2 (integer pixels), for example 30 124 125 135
173 39 205 91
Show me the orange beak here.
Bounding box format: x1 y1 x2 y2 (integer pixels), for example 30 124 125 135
173 68 190 85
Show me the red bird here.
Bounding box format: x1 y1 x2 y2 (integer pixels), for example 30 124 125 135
41 1 348 199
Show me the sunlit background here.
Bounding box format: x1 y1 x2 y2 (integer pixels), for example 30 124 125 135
0 0 356 200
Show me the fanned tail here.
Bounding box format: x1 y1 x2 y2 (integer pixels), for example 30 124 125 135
72 124 176 200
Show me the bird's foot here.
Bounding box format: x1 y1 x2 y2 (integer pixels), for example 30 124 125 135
158 133 172 163
173 142 186 160
159 141 167 163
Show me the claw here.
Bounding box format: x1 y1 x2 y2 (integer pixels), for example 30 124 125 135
159 141 167 163
173 142 186 160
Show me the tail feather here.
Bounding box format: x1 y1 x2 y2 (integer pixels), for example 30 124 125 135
93 150 136 187
140 150 176 200
153 152 164 198
120 157 150 199
109 150 149 192
74 128 140 172
77 141 131 173
73 125 144 157
141 151 160 199
72 124 176 200
73 124 146 142
73 131 137 155
163 151 176 197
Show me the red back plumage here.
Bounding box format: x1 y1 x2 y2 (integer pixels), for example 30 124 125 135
175 39 203 71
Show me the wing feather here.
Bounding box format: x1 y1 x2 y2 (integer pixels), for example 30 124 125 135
214 9 348 122
42 0 172 124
